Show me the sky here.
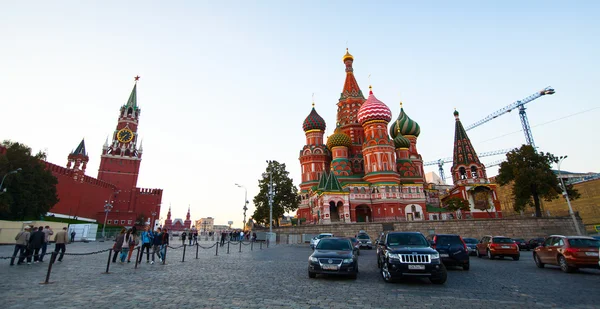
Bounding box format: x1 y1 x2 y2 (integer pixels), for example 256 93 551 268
1 1 599 227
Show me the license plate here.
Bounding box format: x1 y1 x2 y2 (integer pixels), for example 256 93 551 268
408 265 425 270
322 264 338 270
585 252 599 257
440 253 449 257
502 246 510 249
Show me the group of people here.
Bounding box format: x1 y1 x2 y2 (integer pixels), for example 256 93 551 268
112 226 170 265
10 225 69 265
180 230 198 245
219 230 257 246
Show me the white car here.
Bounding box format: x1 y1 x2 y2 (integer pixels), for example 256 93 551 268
310 233 333 250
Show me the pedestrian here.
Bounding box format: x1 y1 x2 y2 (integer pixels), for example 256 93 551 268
193 230 198 245
29 226 45 262
39 226 53 262
252 232 257 242
151 227 163 264
188 230 193 246
220 231 226 247
120 228 134 263
10 226 31 266
161 228 170 262
139 225 153 263
54 227 69 262
112 228 126 263
70 230 76 243
126 227 138 263
181 231 187 245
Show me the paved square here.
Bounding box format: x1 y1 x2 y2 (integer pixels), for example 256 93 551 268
0 241 599 308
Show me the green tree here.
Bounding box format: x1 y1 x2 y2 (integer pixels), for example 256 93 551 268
444 197 470 212
496 145 579 217
252 161 300 227
0 140 59 220
135 212 146 226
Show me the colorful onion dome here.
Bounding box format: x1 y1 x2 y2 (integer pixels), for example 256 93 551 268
302 105 326 132
357 87 392 125
453 109 459 118
393 133 411 149
327 124 352 149
389 102 420 137
342 48 354 62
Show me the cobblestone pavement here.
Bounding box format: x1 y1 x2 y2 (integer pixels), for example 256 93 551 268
0 241 599 308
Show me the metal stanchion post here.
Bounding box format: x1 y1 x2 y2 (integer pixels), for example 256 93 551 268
227 241 230 254
239 241 242 253
40 252 57 284
134 247 140 269
251 240 253 251
104 250 112 274
195 243 199 259
215 242 219 256
182 244 186 262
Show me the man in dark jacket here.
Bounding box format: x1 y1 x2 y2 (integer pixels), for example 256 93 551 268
151 228 162 264
29 226 45 262
161 229 170 261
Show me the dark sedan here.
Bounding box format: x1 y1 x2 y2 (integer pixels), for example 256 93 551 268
308 237 358 279
513 238 529 250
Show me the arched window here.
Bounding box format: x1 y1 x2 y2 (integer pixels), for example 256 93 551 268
459 167 467 179
471 166 478 179
411 205 417 213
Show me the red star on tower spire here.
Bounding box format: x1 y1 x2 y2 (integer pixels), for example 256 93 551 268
134 75 141 82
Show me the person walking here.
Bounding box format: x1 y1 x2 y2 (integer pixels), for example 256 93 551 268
160 228 170 262
181 231 187 246
54 227 69 262
29 226 45 262
220 231 226 247
151 227 163 264
112 228 126 263
126 227 138 263
193 230 198 245
39 226 53 262
10 226 31 266
139 226 154 263
120 229 134 263
70 230 76 243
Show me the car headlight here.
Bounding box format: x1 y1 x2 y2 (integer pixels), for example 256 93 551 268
309 257 319 263
343 258 353 263
430 252 440 260
387 253 400 260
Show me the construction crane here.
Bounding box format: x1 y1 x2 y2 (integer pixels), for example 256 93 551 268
465 87 555 149
424 148 511 183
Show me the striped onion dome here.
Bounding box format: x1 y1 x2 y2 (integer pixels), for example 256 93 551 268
389 104 420 137
326 124 352 150
302 107 326 132
357 88 392 125
393 133 411 149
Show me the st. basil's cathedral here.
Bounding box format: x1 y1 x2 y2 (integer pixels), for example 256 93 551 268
295 49 502 224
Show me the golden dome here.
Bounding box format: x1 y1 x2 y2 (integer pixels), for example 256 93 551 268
342 48 354 62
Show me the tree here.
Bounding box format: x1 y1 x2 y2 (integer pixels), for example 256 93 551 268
252 161 300 227
135 213 146 226
444 197 470 212
496 145 579 217
0 140 59 220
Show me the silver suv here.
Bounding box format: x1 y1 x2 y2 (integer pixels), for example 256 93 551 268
356 232 373 249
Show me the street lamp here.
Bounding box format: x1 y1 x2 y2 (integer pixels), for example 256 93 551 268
0 168 22 195
102 200 114 239
556 156 582 235
262 160 276 241
235 183 249 230
151 211 157 229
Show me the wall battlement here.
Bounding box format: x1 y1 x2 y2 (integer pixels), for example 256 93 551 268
44 162 116 189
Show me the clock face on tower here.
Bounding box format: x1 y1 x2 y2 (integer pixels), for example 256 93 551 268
117 128 134 143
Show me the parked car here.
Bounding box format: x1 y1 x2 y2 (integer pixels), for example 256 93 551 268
377 231 447 284
528 237 545 250
533 235 600 273
513 238 529 251
356 232 373 249
427 234 470 270
476 235 520 260
349 237 361 255
590 235 600 241
310 233 333 250
308 237 358 279
463 237 479 256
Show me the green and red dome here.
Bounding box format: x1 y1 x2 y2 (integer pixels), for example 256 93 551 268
390 104 420 138
302 107 326 132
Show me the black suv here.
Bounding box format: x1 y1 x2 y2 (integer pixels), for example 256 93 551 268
427 234 470 270
377 232 447 284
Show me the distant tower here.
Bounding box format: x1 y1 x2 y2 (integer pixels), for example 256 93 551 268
389 102 425 183
66 139 89 182
450 110 488 185
164 205 173 229
299 101 330 192
357 86 399 184
184 206 192 229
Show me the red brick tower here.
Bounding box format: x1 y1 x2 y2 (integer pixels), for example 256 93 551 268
184 206 192 229
299 102 330 192
389 102 425 184
337 49 366 174
164 205 172 229
450 109 487 184
97 80 142 189
66 139 89 183
326 123 353 177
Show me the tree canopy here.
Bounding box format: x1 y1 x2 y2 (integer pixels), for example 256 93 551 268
0 140 59 220
444 197 470 212
252 161 299 227
496 145 579 217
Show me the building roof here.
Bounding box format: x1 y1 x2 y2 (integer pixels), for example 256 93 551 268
451 109 482 167
340 48 365 100
390 103 420 138
72 139 87 156
357 87 392 125
302 106 326 132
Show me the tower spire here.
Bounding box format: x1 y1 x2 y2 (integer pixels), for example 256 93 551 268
340 48 364 100
451 109 486 184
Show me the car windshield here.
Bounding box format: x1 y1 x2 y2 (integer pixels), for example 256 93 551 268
357 234 370 239
435 235 463 245
513 239 525 242
387 233 428 247
316 238 352 251
317 234 332 239
568 238 600 248
492 237 513 244
463 238 478 244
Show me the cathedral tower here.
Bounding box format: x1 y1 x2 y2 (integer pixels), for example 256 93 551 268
66 139 89 182
299 102 330 192
97 78 143 189
389 103 425 184
184 206 192 229
326 123 353 177
450 109 488 185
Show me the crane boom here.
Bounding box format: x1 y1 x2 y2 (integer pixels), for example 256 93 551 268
464 87 555 131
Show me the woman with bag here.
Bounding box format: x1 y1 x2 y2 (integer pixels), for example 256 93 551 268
119 228 134 263
112 228 126 263
126 227 138 263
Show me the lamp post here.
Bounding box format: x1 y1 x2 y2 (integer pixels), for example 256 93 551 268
151 211 157 229
556 156 582 235
0 168 22 195
262 160 275 240
102 200 114 240
235 183 249 230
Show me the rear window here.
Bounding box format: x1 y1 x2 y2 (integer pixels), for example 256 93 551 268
568 238 600 248
435 235 463 245
317 234 332 239
316 239 352 250
357 234 370 239
492 237 513 244
463 238 478 244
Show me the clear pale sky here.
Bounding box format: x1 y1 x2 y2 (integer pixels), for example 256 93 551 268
1 1 598 227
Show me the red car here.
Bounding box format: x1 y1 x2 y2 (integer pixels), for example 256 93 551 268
533 235 600 273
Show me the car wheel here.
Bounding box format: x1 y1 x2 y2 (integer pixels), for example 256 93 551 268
487 250 494 260
558 255 575 273
380 262 393 283
430 264 447 284
308 271 316 278
377 256 381 268
463 262 470 271
513 255 520 261
533 253 544 268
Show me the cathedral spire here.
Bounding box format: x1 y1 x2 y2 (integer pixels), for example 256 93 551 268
340 48 364 100
451 109 486 184
125 83 137 109
72 139 87 156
